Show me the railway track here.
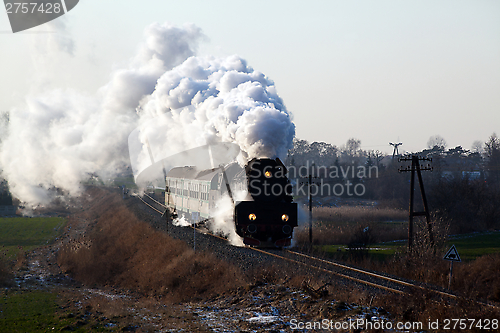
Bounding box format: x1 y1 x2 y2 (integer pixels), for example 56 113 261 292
136 192 498 309
136 192 166 215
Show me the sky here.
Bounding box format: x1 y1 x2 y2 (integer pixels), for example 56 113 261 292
1 0 499 155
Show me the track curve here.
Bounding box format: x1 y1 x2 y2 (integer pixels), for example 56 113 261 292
134 191 498 309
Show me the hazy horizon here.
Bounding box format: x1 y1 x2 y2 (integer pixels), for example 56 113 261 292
1 0 499 155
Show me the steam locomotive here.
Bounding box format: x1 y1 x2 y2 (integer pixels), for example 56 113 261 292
164 158 298 247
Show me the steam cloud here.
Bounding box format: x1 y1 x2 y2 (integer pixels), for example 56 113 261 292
0 22 295 207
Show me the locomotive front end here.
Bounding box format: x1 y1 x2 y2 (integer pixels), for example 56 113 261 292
235 158 298 247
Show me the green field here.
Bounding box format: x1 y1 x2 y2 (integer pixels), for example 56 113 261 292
0 217 107 332
318 231 500 262
446 232 500 261
0 290 113 332
0 217 66 258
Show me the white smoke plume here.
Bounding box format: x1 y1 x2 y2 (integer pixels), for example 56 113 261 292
134 54 295 171
0 22 204 205
172 214 191 227
209 192 246 247
0 21 295 207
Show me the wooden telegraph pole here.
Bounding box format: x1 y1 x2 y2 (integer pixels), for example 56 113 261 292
309 164 313 245
299 162 317 248
399 155 434 251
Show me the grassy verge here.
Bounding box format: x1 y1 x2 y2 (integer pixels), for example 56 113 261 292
0 217 66 259
317 230 500 262
0 290 62 332
0 290 113 332
0 216 66 287
446 231 500 261
0 216 97 332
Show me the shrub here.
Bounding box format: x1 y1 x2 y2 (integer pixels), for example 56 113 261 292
58 189 244 302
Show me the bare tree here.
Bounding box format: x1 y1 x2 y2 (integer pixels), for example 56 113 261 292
484 133 500 156
427 135 447 149
471 140 484 154
343 138 361 156
485 133 500 185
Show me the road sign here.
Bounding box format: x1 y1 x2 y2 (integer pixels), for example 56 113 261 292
443 245 461 262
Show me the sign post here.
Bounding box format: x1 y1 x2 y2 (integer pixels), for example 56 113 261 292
443 245 461 289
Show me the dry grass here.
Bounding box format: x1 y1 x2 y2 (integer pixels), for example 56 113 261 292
295 206 408 246
295 206 500 321
13 247 27 271
313 206 408 224
58 189 245 302
336 226 500 306
373 290 500 332
0 251 13 287
453 254 500 303
0 246 26 287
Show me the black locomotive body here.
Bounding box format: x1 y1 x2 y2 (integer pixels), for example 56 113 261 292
234 158 298 247
165 157 298 247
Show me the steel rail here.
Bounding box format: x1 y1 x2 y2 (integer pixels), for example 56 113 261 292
249 247 405 294
137 194 165 215
143 193 168 209
136 195 499 309
286 250 456 298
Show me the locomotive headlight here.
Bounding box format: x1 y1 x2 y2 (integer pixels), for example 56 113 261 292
264 171 272 178
247 224 257 233
281 214 289 222
248 213 257 221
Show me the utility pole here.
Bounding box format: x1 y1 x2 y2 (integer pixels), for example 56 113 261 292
399 155 433 251
299 162 317 247
309 165 313 245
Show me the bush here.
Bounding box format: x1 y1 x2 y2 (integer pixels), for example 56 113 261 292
347 225 375 249
58 189 244 302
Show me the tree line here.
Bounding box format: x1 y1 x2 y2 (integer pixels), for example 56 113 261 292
286 133 500 232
